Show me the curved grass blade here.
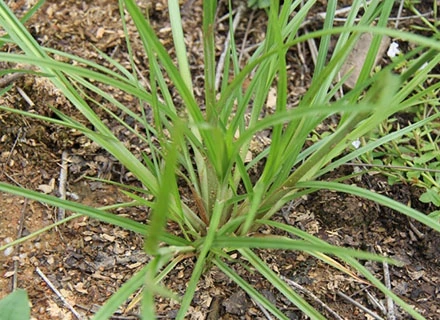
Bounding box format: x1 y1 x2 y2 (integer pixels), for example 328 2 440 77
0 182 189 246
239 248 326 319
214 257 290 320
258 219 426 319
212 236 396 263
298 181 440 233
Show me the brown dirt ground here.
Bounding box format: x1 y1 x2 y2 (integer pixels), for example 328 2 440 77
1 0 439 319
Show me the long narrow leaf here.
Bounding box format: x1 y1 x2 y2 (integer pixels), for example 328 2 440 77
297 181 440 233
214 257 290 320
0 182 188 246
240 248 326 319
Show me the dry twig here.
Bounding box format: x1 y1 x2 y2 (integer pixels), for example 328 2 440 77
383 261 396 320
215 4 244 91
238 8 254 66
337 291 384 320
2 127 22 175
16 86 34 107
366 289 386 314
252 299 274 320
394 0 405 29
408 220 425 239
281 275 343 320
36 266 84 320
12 198 28 291
58 151 69 220
0 72 25 88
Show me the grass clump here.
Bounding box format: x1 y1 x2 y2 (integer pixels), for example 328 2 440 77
0 0 439 319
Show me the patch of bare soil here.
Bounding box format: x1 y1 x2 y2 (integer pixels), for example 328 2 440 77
1 0 439 319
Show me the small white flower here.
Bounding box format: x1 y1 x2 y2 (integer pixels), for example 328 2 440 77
387 42 400 58
352 139 361 149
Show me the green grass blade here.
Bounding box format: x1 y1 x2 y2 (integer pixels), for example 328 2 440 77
0 182 189 246
93 264 149 320
240 248 326 319
214 257 290 320
212 236 396 263
168 0 193 94
320 110 440 176
145 120 184 255
0 214 81 252
341 256 426 320
258 220 426 319
313 0 336 78
0 5 161 194
202 0 216 121
297 181 440 233
122 0 202 125
175 184 229 319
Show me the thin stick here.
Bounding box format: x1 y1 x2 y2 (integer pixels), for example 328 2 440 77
215 4 244 91
383 261 395 320
2 127 23 175
253 299 274 320
0 72 25 88
16 86 34 107
408 220 425 239
394 0 405 29
36 267 84 320
296 35 309 75
3 171 24 188
305 30 318 68
238 8 254 66
281 275 343 320
337 291 384 320
12 198 28 290
58 151 69 220
300 1 373 28
366 289 386 314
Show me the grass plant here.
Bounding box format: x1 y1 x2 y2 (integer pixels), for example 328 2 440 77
0 0 439 319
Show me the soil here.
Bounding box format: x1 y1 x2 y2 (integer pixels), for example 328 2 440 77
1 0 439 319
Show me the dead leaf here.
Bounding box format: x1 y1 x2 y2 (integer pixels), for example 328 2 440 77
74 282 88 294
38 178 55 194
